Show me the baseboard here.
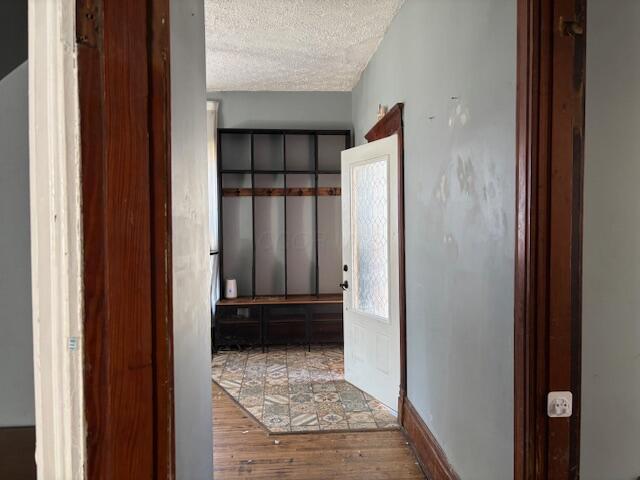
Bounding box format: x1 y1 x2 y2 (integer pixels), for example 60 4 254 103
401 397 460 480
0 426 36 480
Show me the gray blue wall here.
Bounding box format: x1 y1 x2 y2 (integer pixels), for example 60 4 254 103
0 1 34 428
352 1 516 478
208 91 352 130
170 0 213 478
581 1 640 478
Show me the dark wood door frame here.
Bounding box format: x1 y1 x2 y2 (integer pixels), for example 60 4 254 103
364 103 407 422
515 0 586 478
77 0 175 478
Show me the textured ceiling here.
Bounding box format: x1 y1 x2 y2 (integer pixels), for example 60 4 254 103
205 0 405 92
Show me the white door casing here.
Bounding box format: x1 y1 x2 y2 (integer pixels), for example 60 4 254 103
341 134 400 411
29 0 85 477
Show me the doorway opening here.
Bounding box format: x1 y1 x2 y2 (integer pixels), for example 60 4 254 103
203 8 412 470
211 125 404 435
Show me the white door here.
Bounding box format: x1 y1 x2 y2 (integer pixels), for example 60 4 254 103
341 134 400 411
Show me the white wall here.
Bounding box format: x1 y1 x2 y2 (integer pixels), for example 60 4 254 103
0 60 34 428
208 91 352 129
581 2 640 478
352 1 516 478
170 0 213 478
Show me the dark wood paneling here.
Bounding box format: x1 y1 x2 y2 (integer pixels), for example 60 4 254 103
0 427 36 480
77 0 174 478
514 0 586 478
402 400 459 480
364 103 407 421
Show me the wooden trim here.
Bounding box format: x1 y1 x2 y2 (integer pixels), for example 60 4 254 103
77 0 174 478
148 0 175 477
365 104 404 142
402 399 460 480
364 103 407 421
514 0 586 478
29 0 86 476
0 427 37 480
222 187 341 197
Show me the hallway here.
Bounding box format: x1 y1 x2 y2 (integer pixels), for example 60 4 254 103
212 383 425 479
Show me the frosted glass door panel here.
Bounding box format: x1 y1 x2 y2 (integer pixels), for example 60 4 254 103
222 197 253 296
254 174 285 295
351 159 389 319
285 134 314 171
220 133 251 171
318 134 346 171
254 134 284 171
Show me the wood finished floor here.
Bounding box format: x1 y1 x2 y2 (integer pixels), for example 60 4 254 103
213 384 425 479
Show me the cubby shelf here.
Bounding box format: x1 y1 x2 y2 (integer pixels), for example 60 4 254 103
215 128 349 351
217 128 350 300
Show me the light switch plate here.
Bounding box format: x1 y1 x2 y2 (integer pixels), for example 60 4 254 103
548 391 573 417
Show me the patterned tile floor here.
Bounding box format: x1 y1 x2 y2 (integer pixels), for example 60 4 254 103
211 345 398 433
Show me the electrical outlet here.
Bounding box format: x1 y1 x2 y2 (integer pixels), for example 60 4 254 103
547 391 572 418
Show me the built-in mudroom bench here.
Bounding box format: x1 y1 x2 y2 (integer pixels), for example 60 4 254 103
213 128 350 351
215 295 343 351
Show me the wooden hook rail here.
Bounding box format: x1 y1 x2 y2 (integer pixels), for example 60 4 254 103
222 187 341 197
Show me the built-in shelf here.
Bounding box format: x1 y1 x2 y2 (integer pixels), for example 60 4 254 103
217 294 342 307
215 128 349 351
218 128 350 299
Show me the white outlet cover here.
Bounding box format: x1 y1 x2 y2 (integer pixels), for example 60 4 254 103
547 391 573 418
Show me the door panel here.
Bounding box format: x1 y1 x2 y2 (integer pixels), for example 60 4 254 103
341 135 400 410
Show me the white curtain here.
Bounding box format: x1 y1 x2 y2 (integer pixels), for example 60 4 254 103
207 101 220 316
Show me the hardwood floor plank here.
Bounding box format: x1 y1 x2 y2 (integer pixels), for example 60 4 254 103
213 384 425 479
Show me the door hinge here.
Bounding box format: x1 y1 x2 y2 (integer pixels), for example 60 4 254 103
559 17 584 37
77 2 100 48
